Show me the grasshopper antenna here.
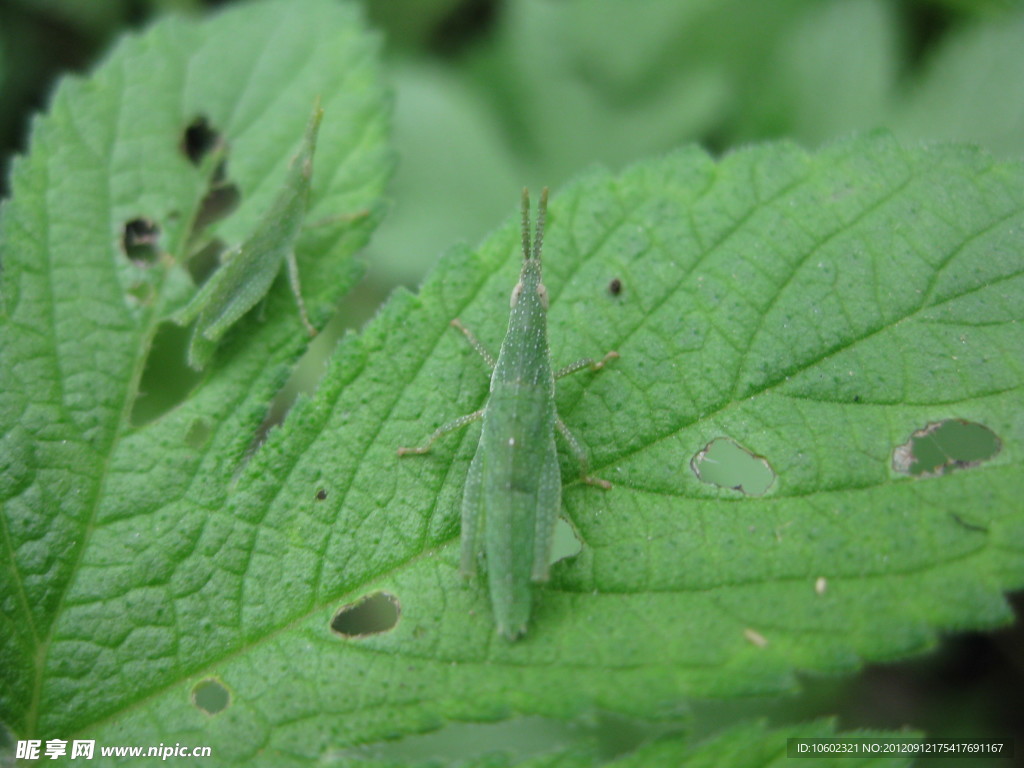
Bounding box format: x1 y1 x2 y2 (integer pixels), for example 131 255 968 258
533 187 549 261
520 187 532 259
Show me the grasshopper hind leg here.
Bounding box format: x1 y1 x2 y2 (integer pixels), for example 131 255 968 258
555 417 612 489
460 446 485 576
531 436 561 582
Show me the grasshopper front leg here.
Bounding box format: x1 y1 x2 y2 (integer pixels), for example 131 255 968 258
396 409 484 456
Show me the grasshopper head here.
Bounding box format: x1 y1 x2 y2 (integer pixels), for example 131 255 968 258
510 187 549 312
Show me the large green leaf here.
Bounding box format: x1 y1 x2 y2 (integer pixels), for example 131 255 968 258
3 13 1022 757
0 0 390 752
891 7 1024 159
737 0 899 144
474 0 820 179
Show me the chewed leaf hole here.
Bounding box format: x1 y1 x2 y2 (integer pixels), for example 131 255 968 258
191 678 230 715
181 116 222 166
186 238 227 286
180 116 239 237
122 218 161 265
331 592 400 638
691 437 775 496
549 517 582 565
130 322 202 427
193 181 240 234
892 419 1001 477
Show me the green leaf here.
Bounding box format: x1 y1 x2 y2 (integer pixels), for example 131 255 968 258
472 0 820 179
366 62 523 287
4 30 1024 757
891 7 1024 159
0 0 390 749
737 0 899 144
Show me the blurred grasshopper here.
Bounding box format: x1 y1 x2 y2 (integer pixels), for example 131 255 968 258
174 100 344 369
399 188 617 640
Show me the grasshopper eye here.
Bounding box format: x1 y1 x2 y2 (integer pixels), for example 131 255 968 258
510 281 523 308
536 283 549 309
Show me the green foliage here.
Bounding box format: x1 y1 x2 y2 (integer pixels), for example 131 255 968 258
2 0 1023 765
369 0 1024 289
890 9 1024 157
0 0 391 755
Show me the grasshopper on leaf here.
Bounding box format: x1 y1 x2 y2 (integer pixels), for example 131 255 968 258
173 101 325 369
399 188 617 640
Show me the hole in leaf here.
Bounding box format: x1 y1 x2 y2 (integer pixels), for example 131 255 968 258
691 437 775 496
130 322 203 427
192 181 240 234
191 678 230 715
550 517 582 565
892 419 1001 477
315 488 327 501
185 238 227 286
184 418 211 450
247 312 343 451
181 116 221 167
180 116 239 238
122 218 161 265
331 592 400 638
608 277 622 296
185 238 228 287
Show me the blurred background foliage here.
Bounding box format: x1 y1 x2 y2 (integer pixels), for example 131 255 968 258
3 0 1024 290
2 0 1022 763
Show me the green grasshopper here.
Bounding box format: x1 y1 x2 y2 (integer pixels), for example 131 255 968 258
173 101 325 369
399 188 617 640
